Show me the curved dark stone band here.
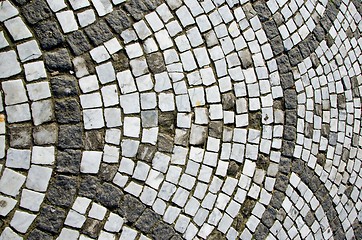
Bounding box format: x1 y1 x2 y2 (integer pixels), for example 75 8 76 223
5 0 360 238
291 161 345 239
250 0 351 239
10 0 183 239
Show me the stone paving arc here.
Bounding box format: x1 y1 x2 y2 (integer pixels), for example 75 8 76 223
0 0 361 239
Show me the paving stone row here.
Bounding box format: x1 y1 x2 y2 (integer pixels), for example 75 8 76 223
251 0 362 239
0 0 361 239
0 1 182 239
292 1 361 239
67 1 286 238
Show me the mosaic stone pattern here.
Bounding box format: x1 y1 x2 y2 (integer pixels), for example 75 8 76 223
0 0 361 239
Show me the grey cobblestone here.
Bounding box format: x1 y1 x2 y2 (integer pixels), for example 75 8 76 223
44 48 72 72
34 20 64 50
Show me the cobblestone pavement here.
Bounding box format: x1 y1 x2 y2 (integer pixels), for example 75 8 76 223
0 0 361 239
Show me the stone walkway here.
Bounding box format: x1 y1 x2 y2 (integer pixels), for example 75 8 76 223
0 0 361 239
